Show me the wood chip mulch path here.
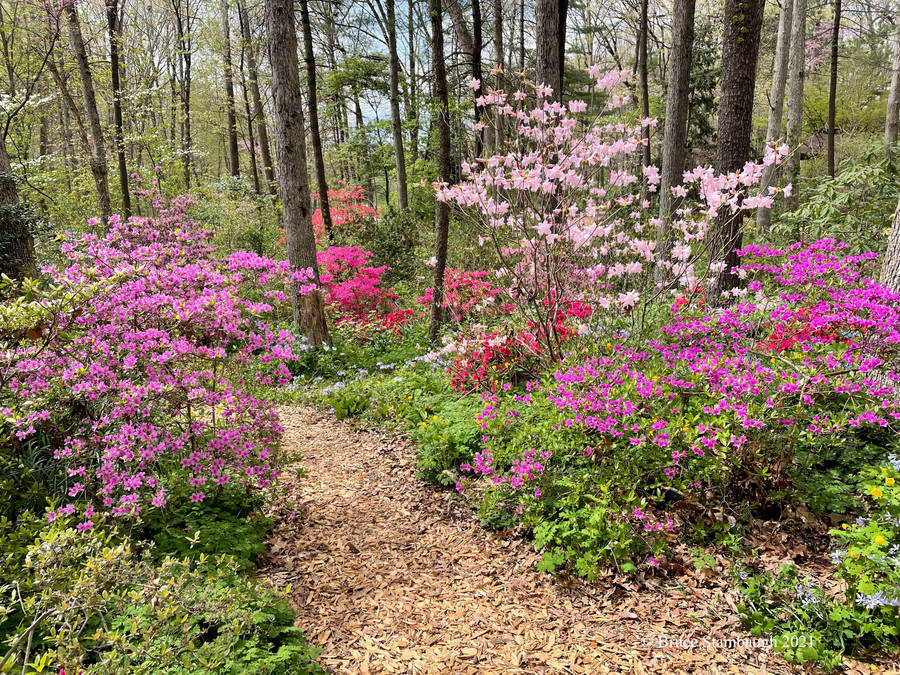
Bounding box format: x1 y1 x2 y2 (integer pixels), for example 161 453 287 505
258 406 893 674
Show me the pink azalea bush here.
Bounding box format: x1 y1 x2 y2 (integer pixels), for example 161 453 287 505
316 245 412 336
437 67 789 359
416 268 512 323
460 240 900 573
0 195 314 529
312 184 378 242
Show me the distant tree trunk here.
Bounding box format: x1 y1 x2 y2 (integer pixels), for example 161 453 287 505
239 40 261 193
65 3 112 219
238 0 276 195
757 0 794 233
266 0 329 345
492 0 504 151
385 0 409 210
638 0 650 169
429 0 452 343
880 199 900 293
407 0 419 160
885 14 900 159
221 0 240 176
826 0 840 177
709 0 765 303
655 0 695 265
299 0 333 237
106 0 131 219
171 0 194 189
519 0 525 72
0 139 34 280
472 0 483 156
535 0 567 101
783 0 807 212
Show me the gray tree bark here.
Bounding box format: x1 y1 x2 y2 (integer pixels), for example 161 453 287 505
265 0 329 344
106 0 131 219
64 3 112 219
385 0 409 209
535 0 567 101
299 0 334 235
429 0 452 343
880 199 900 293
709 0 765 302
221 0 240 176
885 14 900 158
656 0 695 265
238 0 276 195
0 138 34 280
783 0 807 212
756 0 793 232
826 0 841 176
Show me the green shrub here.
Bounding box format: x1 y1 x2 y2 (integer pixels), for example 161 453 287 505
138 480 272 571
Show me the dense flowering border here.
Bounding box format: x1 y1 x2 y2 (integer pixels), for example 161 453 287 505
1 196 313 529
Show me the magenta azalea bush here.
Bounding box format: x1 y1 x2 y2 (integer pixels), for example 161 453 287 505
460 240 900 574
0 196 313 529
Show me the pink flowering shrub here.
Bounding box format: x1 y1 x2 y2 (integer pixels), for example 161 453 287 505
316 245 412 336
437 68 789 360
0 196 314 529
460 240 900 574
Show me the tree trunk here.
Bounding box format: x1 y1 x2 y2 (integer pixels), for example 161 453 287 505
534 0 567 101
65 3 112 219
407 0 419 160
239 38 261 194
106 0 131 219
491 0 504 152
757 0 794 233
266 0 329 344
656 0 695 262
783 0 807 212
472 0 483 157
885 13 900 159
171 0 193 189
826 0 840 177
638 0 650 169
880 199 900 293
429 0 452 343
299 0 334 236
519 0 525 73
385 0 409 209
0 137 34 280
238 0 276 195
221 0 240 176
709 0 765 303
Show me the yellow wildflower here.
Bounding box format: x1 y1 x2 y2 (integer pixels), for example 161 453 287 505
871 487 884 499
875 535 886 546
886 476 896 486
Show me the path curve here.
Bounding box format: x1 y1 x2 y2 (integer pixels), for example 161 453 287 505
260 406 789 674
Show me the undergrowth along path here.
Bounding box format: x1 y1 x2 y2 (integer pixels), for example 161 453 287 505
260 406 793 674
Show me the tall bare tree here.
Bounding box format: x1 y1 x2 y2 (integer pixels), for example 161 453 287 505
783 0 807 212
429 0 452 342
885 13 900 159
64 1 112 218
238 0 276 195
709 0 765 302
535 0 567 100
756 0 794 232
826 0 841 176
221 0 239 176
265 0 329 344
299 0 333 236
656 0 695 262
106 0 131 218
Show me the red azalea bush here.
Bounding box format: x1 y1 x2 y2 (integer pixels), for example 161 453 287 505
316 245 412 335
312 184 378 242
0 195 312 528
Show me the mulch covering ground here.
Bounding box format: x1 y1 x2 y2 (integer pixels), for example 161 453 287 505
258 406 897 674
